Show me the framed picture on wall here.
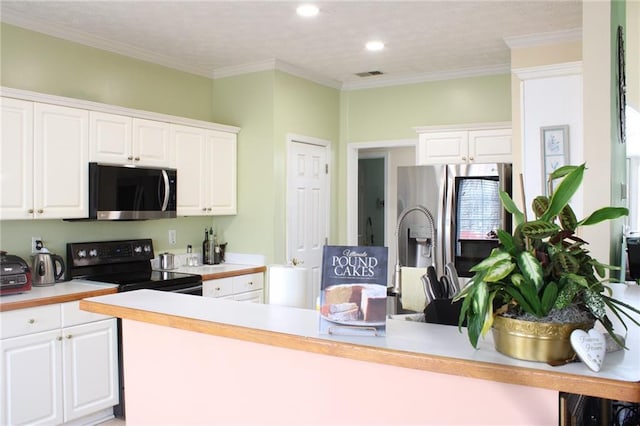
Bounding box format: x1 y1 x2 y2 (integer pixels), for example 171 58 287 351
541 125 569 194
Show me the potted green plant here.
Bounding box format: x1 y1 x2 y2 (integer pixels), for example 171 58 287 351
453 163 640 363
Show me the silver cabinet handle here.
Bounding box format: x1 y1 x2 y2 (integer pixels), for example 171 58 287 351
134 157 140 161
28 319 35 324
127 156 133 161
66 334 72 339
37 209 44 214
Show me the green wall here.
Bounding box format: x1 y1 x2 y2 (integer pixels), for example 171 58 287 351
210 71 341 263
1 24 213 120
342 74 511 141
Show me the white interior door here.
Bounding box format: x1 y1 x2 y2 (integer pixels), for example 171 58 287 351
287 136 330 309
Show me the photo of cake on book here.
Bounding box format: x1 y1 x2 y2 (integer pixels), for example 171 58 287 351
319 245 388 336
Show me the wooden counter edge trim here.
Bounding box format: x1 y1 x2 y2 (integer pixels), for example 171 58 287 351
79 299 640 403
200 266 267 281
1 287 118 312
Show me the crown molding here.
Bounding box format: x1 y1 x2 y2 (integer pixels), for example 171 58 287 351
413 121 512 134
512 61 583 80
341 64 511 91
504 28 582 49
213 59 342 90
0 10 213 78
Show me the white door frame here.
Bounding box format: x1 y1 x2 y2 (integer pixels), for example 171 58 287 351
346 139 417 245
286 133 332 263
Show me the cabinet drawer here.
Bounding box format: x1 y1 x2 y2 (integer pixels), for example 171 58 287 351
202 278 233 298
61 301 112 327
232 273 264 294
1 304 61 339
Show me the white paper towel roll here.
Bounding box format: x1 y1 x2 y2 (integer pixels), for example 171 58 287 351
268 265 308 308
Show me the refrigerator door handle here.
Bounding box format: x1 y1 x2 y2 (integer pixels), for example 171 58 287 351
443 166 454 271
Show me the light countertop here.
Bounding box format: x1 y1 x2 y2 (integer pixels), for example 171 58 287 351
81 285 640 403
0 280 119 312
164 263 266 281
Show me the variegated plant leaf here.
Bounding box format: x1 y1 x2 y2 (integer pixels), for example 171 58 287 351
484 259 515 282
469 249 510 272
517 251 543 291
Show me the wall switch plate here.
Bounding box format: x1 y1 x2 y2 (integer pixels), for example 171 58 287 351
168 230 177 245
32 236 43 253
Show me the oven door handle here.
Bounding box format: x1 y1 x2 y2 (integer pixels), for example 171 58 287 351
173 284 203 294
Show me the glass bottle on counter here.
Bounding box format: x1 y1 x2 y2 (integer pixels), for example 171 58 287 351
203 228 212 265
213 233 221 265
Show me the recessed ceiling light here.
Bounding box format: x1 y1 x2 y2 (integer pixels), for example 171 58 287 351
296 4 319 18
366 40 385 51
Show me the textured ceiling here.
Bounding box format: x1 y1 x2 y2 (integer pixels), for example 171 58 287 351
0 1 583 89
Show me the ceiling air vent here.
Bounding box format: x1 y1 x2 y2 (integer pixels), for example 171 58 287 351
355 70 384 77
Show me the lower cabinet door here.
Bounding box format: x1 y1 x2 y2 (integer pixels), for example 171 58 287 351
62 319 118 422
1 329 63 425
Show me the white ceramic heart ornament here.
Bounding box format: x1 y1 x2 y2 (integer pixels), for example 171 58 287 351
570 328 606 372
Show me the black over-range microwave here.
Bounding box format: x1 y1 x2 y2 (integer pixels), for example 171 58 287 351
89 163 177 220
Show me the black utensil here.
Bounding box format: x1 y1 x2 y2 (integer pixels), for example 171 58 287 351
439 275 451 298
427 266 441 298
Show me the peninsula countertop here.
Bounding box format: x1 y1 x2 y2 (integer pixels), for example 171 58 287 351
80 287 640 403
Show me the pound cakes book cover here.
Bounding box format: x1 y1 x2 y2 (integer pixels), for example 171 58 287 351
319 245 388 336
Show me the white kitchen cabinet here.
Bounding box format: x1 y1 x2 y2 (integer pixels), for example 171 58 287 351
62 319 118 422
417 128 512 165
173 124 237 216
0 97 34 220
0 99 88 220
1 329 63 425
0 302 118 425
203 272 264 303
208 130 237 215
90 111 172 167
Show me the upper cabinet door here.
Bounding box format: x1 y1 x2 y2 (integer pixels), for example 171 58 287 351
132 118 173 168
417 131 468 165
173 124 208 216
34 103 89 219
90 112 172 167
0 98 34 220
208 131 237 215
468 129 512 164
89 111 132 164
417 128 512 165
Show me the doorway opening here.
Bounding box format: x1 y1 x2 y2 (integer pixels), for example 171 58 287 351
358 157 385 246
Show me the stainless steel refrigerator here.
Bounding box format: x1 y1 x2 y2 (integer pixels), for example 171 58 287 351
396 163 512 278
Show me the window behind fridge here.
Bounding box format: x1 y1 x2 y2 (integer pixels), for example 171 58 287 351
454 175 502 276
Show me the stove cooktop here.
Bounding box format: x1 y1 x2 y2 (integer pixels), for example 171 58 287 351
67 239 201 292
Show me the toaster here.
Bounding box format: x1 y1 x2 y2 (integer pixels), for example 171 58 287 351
0 251 32 296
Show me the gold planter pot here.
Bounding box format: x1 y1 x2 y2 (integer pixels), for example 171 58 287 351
491 315 595 363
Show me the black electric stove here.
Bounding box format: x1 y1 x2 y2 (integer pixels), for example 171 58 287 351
66 238 202 294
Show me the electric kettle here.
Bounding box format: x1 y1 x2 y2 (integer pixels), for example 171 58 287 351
31 250 65 286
